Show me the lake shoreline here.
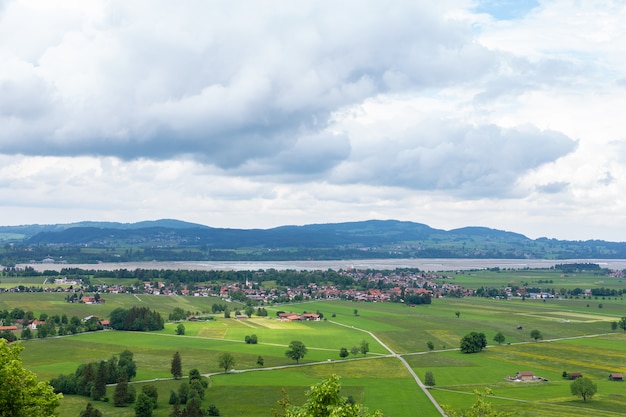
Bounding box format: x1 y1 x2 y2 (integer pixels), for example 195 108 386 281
15 258 626 272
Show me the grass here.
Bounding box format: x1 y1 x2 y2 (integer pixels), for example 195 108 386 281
5 268 626 416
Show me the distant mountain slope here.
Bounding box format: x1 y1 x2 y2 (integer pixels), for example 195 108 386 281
0 219 208 239
3 219 626 262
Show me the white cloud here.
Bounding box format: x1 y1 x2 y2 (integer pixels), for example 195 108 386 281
1 0 626 241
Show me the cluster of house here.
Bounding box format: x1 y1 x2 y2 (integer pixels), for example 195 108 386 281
507 371 548 382
276 312 321 321
507 371 624 382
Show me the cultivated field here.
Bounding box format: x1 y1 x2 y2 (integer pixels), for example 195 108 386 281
2 269 626 416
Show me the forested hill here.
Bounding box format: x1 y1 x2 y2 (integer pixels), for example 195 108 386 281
1 219 626 264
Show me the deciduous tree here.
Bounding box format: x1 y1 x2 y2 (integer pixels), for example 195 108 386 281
530 329 543 341
273 374 382 417
359 340 369 356
570 377 597 402
285 340 308 363
493 332 505 345
444 388 511 417
218 352 236 373
0 339 61 417
460 332 487 353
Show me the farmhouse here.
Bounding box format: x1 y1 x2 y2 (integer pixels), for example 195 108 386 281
0 325 18 332
515 371 535 381
609 373 623 381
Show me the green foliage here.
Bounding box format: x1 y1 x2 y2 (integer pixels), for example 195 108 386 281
530 329 543 341
176 323 185 335
570 377 597 402
285 340 308 363
444 388 511 417
218 352 236 373
339 347 349 359
169 307 188 321
359 340 369 356
79 402 103 417
493 332 505 345
91 361 107 400
245 334 258 344
0 339 61 417
424 371 435 387
113 377 134 407
135 392 154 417
141 384 159 408
207 403 221 416
51 349 137 397
109 306 164 331
426 341 434 351
171 351 183 379
257 355 264 367
460 332 487 353
273 374 382 417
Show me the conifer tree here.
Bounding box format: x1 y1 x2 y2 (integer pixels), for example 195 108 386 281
171 351 183 379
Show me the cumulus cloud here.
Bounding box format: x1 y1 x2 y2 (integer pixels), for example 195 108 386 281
0 0 493 173
536 181 569 194
332 117 577 197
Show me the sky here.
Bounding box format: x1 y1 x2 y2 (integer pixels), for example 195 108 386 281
1 0 625 241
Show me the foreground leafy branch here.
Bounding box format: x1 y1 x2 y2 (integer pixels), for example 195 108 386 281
273 374 382 417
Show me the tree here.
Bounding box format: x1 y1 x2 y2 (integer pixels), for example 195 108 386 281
218 352 236 373
273 374 382 417
570 377 597 402
171 351 183 380
424 371 436 387
460 332 487 353
426 341 434 351
80 402 103 417
257 355 265 367
0 339 61 417
207 404 221 416
493 332 506 345
618 317 626 332
141 385 158 409
359 340 369 356
169 390 179 405
135 392 154 417
611 321 618 331
530 329 543 341
92 360 108 401
349 346 359 356
114 377 133 407
455 311 461 318
20 327 33 340
444 388 511 417
176 323 185 335
339 347 349 359
285 340 308 363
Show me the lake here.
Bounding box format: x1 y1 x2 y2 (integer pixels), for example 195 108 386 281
18 258 626 272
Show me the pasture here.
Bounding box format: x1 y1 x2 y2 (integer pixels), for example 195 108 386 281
2 270 626 416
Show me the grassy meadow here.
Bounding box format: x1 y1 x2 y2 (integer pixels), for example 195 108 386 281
3 268 626 416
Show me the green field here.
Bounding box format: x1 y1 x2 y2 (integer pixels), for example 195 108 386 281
3 270 626 416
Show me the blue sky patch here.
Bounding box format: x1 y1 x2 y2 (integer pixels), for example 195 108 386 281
473 0 540 20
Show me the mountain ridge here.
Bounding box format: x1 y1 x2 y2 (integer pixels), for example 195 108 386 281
2 219 625 263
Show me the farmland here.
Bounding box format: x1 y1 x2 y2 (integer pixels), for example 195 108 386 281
2 267 626 416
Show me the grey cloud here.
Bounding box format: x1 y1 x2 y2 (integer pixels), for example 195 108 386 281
334 121 578 197
0 1 496 174
536 181 569 194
